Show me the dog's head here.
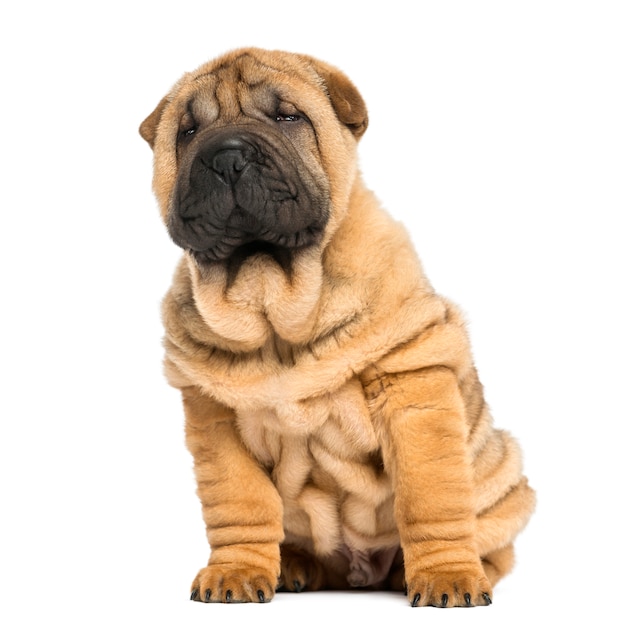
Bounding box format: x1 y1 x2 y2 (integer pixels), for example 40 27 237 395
140 48 367 279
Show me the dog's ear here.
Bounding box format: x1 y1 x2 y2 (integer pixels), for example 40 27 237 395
139 96 170 149
309 59 368 139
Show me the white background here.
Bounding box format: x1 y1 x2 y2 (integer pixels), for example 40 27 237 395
1 1 624 623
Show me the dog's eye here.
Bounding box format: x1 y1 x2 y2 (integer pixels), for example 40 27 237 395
178 125 198 141
178 109 199 142
275 114 301 122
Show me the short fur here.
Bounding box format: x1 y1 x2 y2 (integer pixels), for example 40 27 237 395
140 47 535 607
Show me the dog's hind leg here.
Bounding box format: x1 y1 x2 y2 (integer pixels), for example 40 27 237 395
278 544 328 592
481 543 515 586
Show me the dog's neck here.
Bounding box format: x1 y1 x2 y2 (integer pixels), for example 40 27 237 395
188 245 325 350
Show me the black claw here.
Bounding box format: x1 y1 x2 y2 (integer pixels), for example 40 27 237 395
441 594 448 608
411 593 421 607
293 580 302 593
204 589 211 602
483 593 492 605
190 588 199 601
225 589 233 603
257 590 265 603
464 593 472 606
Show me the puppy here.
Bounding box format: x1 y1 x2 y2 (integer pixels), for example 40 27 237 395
139 47 535 607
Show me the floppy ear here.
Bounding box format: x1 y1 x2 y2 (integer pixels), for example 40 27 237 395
309 59 368 139
139 96 170 148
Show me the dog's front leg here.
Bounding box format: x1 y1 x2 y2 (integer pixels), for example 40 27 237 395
373 367 492 608
181 386 284 603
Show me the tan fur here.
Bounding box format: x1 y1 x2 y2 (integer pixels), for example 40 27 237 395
140 47 535 607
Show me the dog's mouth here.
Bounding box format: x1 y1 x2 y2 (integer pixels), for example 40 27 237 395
176 211 326 262
173 210 326 282
191 240 296 279
167 128 329 274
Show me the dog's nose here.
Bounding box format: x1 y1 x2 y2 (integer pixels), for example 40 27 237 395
211 148 247 183
203 138 258 185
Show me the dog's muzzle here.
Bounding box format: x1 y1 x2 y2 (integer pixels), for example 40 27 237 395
168 129 329 265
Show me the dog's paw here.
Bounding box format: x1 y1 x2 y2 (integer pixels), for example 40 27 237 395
278 545 326 592
189 564 277 603
406 567 493 608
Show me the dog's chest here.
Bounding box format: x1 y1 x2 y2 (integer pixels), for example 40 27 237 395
234 378 397 556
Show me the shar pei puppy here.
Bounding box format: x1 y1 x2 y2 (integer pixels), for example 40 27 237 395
139 47 535 608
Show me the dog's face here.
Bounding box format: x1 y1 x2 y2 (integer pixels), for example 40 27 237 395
140 48 368 279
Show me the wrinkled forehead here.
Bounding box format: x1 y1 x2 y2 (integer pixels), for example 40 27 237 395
168 53 329 124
